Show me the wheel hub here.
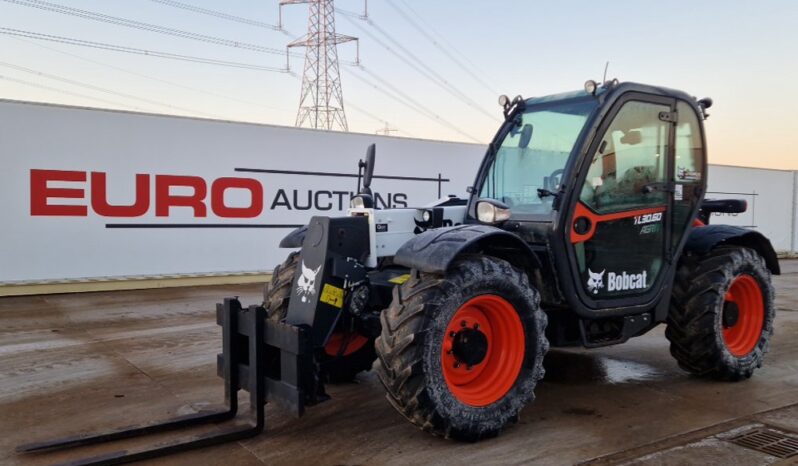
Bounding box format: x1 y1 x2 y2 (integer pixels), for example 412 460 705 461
722 301 740 328
440 294 526 407
451 327 488 367
721 274 765 357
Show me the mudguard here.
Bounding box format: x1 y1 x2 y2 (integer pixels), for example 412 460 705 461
684 225 781 275
393 224 541 274
279 225 307 248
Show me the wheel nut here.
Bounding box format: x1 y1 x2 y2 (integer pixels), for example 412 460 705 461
473 323 480 330
454 362 460 369
460 320 467 327
466 365 472 371
449 331 456 338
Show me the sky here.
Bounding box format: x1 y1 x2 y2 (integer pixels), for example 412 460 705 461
0 0 796 169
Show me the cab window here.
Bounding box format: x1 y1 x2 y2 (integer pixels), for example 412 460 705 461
579 101 670 213
672 101 704 248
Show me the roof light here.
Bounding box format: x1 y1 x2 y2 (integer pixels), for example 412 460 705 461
584 80 598 95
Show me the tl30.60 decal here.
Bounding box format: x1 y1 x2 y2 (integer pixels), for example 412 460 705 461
633 212 662 225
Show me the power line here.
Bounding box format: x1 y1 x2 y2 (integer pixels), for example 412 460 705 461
345 66 481 143
0 28 291 73
146 0 282 31
385 0 499 96
2 0 303 59
365 18 495 121
393 0 498 95
1 33 412 134
0 1 472 138
340 13 496 122
0 73 145 111
0 61 221 118
11 36 290 114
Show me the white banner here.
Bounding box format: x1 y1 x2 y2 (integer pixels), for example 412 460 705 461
0 100 483 283
0 100 794 284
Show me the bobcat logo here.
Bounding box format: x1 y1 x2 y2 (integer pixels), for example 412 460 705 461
587 269 605 295
296 261 321 303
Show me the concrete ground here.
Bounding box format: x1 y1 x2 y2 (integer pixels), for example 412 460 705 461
1 262 797 466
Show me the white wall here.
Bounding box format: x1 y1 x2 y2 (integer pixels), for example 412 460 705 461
0 100 794 285
705 165 796 253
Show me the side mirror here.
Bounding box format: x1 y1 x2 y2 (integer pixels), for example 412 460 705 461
359 144 376 195
476 199 511 224
518 124 534 149
620 130 642 145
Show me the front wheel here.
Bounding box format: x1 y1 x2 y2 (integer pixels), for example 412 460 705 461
374 255 548 441
666 246 775 381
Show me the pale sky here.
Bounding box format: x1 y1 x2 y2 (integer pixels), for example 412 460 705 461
0 0 796 169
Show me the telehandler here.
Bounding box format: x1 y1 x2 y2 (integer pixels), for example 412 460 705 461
21 80 779 464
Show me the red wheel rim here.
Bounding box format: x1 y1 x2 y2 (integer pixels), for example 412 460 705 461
722 274 765 357
324 332 369 357
441 295 525 407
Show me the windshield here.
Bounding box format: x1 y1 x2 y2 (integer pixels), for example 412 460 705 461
480 98 597 215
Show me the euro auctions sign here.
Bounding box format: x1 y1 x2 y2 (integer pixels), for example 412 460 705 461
29 169 410 221
0 100 484 283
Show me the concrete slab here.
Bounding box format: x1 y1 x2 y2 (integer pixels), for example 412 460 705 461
0 262 796 465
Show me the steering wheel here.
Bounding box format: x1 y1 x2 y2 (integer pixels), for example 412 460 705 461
546 169 565 192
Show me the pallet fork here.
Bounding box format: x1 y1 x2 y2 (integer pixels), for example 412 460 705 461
17 298 318 466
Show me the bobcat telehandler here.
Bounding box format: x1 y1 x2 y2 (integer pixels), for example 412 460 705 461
21 80 779 464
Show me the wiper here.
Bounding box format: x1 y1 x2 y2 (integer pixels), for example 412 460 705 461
537 188 559 199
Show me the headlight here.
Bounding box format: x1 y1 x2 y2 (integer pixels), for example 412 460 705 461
349 194 373 209
350 196 365 209
476 200 511 224
421 210 432 222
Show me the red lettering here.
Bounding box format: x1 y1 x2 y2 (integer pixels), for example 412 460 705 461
211 177 263 218
91 172 150 217
30 169 87 216
155 175 207 217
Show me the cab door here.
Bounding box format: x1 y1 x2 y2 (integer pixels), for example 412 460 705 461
566 95 676 308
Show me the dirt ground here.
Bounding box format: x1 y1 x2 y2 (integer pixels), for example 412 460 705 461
1 261 797 465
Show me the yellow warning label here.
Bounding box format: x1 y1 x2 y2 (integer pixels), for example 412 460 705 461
388 274 411 285
320 283 345 308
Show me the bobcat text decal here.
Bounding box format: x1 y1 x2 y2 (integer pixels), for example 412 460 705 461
586 269 649 294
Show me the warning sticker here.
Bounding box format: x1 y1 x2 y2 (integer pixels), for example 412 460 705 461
388 274 411 284
320 283 345 308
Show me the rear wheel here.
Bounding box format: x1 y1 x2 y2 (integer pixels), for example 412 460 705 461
265 251 376 383
666 246 775 381
374 255 548 440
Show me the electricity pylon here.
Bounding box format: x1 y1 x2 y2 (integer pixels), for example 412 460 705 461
280 0 358 131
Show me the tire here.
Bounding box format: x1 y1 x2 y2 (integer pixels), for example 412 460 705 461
265 251 376 383
374 255 548 441
666 246 775 381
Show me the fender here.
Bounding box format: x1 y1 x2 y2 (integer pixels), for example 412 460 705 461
393 224 541 274
279 225 307 248
684 225 781 275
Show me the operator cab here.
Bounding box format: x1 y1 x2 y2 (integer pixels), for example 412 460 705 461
469 81 708 318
